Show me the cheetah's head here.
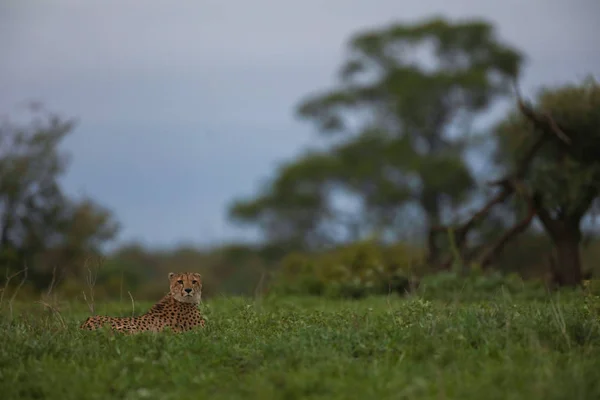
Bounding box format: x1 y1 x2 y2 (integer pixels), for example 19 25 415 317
168 272 202 304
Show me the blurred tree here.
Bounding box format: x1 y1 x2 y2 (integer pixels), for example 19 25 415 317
492 78 600 285
229 152 341 250
0 105 119 290
229 17 523 258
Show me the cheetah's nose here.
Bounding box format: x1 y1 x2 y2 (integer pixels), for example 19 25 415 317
184 288 192 294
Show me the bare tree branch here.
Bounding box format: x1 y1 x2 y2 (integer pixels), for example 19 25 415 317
428 81 559 270
513 80 571 145
477 190 538 267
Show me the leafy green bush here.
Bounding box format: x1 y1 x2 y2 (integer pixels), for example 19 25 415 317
416 269 549 301
271 240 423 298
273 252 324 296
270 239 572 301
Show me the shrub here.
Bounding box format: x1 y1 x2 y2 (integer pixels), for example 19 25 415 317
416 269 549 301
271 240 424 298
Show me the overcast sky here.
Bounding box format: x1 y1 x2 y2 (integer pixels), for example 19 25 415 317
1 0 599 249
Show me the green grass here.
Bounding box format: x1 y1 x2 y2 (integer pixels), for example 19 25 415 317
1 291 600 399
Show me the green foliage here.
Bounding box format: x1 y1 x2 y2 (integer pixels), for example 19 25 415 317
229 152 341 249
416 270 549 301
87 242 280 300
228 16 524 249
489 78 600 285
0 107 119 290
270 239 559 301
301 17 522 134
22 232 595 303
536 77 600 165
272 240 424 298
494 78 600 219
2 294 600 399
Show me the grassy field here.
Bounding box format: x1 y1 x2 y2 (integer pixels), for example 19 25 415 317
1 291 600 400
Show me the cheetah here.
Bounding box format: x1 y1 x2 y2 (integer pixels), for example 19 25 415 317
80 272 206 334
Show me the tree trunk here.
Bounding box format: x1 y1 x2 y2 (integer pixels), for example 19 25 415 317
423 193 442 266
538 215 582 287
551 232 583 287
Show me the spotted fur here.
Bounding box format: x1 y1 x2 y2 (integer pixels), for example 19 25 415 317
80 272 205 334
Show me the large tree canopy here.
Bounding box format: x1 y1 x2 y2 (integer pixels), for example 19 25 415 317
229 17 523 254
492 78 600 285
428 77 600 285
0 106 120 289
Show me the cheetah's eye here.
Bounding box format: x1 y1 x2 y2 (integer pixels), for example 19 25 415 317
192 280 198 285
177 280 184 284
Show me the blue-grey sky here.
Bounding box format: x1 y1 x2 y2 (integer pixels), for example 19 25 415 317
1 0 599 249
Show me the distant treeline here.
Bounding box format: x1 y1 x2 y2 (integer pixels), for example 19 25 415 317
2 16 599 300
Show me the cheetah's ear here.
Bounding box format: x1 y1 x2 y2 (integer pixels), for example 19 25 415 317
168 272 175 280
